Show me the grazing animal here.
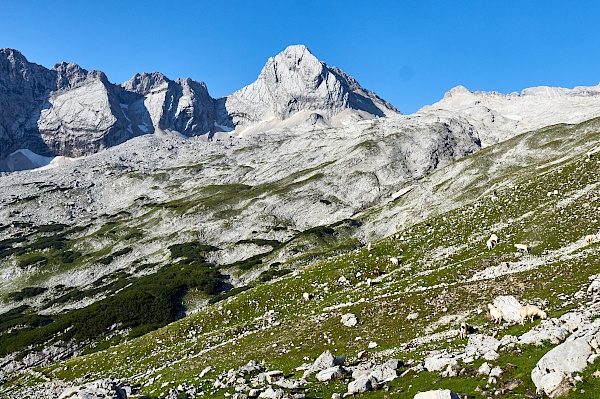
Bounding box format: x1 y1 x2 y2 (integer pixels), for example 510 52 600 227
389 257 399 266
514 243 529 253
488 304 504 324
486 234 499 250
519 305 547 325
367 242 372 251
585 235 594 244
458 321 474 339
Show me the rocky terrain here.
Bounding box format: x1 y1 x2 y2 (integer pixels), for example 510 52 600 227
1 45 600 398
419 83 600 146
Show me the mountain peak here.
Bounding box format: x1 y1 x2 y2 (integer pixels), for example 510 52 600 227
122 72 171 94
223 45 399 129
274 44 319 67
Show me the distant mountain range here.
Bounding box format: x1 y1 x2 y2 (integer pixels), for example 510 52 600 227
0 45 398 170
2 44 600 172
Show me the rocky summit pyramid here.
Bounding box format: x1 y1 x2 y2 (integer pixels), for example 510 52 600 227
0 45 399 170
220 44 399 129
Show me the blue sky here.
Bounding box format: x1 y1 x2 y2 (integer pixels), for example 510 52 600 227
3 1 600 113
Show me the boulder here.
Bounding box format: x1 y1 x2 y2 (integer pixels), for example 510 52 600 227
258 388 285 399
424 352 458 372
531 338 592 397
341 313 358 327
370 363 398 382
264 370 284 383
303 350 337 378
414 389 460 399
493 295 522 323
58 379 128 399
477 362 491 376
490 366 503 378
465 334 500 360
519 319 568 345
312 350 336 370
316 366 344 382
347 375 373 395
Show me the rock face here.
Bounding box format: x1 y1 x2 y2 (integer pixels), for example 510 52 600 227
122 72 224 137
0 49 143 168
0 45 399 171
220 44 399 129
39 63 137 158
0 49 58 161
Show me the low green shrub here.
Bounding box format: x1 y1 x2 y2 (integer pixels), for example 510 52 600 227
8 286 48 301
18 255 47 268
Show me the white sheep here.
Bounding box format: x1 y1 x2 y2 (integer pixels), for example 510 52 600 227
519 305 547 325
487 304 504 324
585 235 594 244
486 234 499 250
367 242 372 251
514 243 529 254
389 257 399 266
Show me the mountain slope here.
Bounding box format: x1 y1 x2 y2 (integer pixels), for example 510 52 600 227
3 116 599 399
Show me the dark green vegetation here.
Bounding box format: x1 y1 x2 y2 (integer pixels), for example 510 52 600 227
7 287 47 301
0 255 223 357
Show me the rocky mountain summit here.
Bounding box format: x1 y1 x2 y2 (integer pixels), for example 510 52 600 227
221 44 399 130
0 45 399 171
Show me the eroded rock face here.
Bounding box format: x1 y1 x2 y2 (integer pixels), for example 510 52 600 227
0 49 142 164
0 48 57 160
122 73 223 137
222 44 399 129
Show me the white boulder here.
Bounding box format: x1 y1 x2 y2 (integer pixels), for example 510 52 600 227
531 339 592 398
341 313 358 327
315 366 344 382
492 295 522 323
414 389 460 399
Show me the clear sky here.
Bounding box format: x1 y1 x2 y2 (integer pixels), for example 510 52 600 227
3 1 600 114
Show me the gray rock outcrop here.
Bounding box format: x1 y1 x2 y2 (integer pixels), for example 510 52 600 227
221 44 399 129
57 379 128 399
0 49 143 168
0 45 401 171
531 318 600 398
